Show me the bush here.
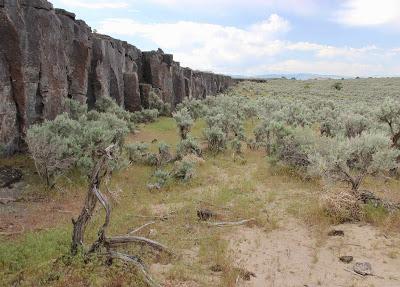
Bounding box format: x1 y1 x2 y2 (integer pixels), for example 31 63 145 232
144 152 160 167
158 142 173 165
132 109 159 124
26 114 82 187
280 104 312 127
125 143 149 163
332 82 343 91
268 124 317 169
376 98 400 148
254 119 270 144
173 107 194 140
231 138 242 155
64 98 87 121
26 99 130 187
148 91 171 116
94 96 135 131
176 98 207 120
342 114 369 138
172 157 195 181
318 107 340 137
309 132 400 191
204 126 227 153
176 137 202 159
148 169 170 190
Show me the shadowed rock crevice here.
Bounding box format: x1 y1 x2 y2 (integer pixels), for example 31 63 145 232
0 0 235 154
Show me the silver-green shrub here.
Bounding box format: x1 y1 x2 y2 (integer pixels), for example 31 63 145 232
132 109 159 124
158 142 173 165
176 98 207 120
173 107 194 140
125 142 149 163
176 136 202 159
268 125 317 169
377 98 400 148
26 114 82 187
148 91 171 116
94 96 135 131
341 113 370 138
26 99 130 187
309 132 400 191
172 158 195 181
204 126 227 153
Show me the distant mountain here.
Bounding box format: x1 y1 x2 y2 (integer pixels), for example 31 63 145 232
232 73 347 80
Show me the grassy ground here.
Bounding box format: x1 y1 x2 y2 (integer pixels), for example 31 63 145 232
1 100 400 286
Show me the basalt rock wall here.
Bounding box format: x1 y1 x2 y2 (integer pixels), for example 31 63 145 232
0 0 235 154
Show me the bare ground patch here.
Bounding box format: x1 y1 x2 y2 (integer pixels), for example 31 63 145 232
229 220 400 287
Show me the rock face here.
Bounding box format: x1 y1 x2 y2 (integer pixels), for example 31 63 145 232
0 0 234 154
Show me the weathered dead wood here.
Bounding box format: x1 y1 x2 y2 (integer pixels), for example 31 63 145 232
207 218 256 227
71 145 111 255
106 236 172 255
70 144 170 286
128 221 156 234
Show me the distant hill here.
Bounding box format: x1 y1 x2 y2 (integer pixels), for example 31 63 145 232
232 73 347 80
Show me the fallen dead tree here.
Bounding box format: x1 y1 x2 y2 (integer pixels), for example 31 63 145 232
71 144 170 287
207 218 256 227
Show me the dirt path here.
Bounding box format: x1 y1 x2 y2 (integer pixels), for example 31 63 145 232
230 220 400 287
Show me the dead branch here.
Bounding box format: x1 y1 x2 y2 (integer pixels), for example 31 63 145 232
109 251 160 287
344 268 364 278
207 218 256 227
70 143 170 286
128 221 156 235
106 236 173 255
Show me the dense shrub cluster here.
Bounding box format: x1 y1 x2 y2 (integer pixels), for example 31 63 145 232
26 79 400 204
27 98 130 187
170 81 400 201
148 91 171 116
309 132 399 191
132 109 159 124
176 98 207 120
26 96 166 187
240 80 400 198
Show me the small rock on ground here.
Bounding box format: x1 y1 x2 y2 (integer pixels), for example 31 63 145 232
328 230 344 237
339 256 354 264
353 262 372 276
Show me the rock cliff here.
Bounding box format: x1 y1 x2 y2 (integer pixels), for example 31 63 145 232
0 0 234 154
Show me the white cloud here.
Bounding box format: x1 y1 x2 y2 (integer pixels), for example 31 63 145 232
335 0 400 27
141 0 320 16
59 0 129 9
99 14 290 72
287 42 380 59
98 15 400 76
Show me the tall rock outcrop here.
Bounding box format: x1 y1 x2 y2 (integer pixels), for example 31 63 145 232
0 0 235 154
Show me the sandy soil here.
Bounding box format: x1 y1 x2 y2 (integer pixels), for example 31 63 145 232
229 220 400 287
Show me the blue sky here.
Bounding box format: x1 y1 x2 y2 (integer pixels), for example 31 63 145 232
51 0 400 77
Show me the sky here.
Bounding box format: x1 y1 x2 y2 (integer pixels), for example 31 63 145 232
51 0 400 77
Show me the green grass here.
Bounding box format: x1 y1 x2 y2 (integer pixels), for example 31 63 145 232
0 228 70 285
